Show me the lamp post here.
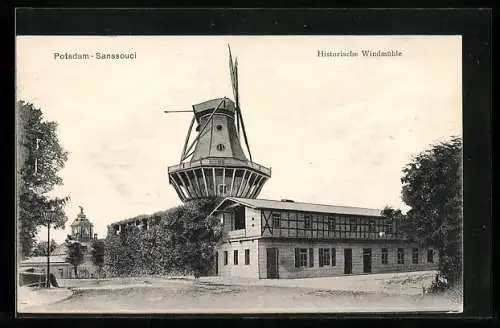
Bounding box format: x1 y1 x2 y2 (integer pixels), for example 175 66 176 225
43 211 54 288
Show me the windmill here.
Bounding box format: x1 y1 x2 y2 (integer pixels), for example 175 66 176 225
165 45 271 202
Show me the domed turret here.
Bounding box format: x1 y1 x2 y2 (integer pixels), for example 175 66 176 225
70 206 94 242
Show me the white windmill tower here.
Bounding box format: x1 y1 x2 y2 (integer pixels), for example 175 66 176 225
166 45 271 202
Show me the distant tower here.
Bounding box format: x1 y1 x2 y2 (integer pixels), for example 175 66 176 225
167 46 271 202
70 206 94 242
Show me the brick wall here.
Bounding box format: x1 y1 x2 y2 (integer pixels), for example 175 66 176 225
258 239 439 279
216 239 260 278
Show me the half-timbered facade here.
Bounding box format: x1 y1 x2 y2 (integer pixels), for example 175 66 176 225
209 197 439 279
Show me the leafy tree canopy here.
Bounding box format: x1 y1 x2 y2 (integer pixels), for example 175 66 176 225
65 239 85 278
104 197 223 278
31 239 58 257
91 239 105 269
17 101 70 258
397 136 463 285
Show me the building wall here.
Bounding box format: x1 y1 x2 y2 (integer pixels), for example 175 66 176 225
20 255 104 279
245 207 262 238
260 209 400 241
257 239 439 279
216 239 259 278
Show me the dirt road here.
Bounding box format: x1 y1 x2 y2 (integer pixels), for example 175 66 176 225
21 279 461 314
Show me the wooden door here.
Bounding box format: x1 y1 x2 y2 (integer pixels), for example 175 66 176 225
215 252 218 275
344 248 352 274
266 248 279 279
363 248 372 273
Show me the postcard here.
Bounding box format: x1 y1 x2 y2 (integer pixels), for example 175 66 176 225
16 35 463 314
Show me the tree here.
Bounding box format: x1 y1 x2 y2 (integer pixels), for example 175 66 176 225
65 239 84 278
91 240 105 278
163 198 224 278
17 101 70 259
400 136 463 285
103 197 223 278
31 239 58 257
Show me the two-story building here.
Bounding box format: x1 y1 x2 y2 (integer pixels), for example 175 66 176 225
209 197 439 279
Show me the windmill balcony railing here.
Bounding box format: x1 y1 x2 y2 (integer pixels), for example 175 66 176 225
168 158 272 176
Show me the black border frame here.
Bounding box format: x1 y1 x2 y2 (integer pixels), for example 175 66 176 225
5 7 492 324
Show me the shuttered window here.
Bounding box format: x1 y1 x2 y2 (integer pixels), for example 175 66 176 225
295 248 308 267
397 248 404 264
245 249 250 265
331 248 336 266
319 248 331 267
309 248 314 267
412 248 419 264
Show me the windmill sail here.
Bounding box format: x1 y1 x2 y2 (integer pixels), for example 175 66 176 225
228 45 240 137
166 45 271 202
228 45 252 162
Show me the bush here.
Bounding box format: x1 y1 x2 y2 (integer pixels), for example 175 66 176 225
104 197 222 277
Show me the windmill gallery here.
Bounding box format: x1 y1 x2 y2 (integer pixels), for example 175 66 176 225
108 46 438 279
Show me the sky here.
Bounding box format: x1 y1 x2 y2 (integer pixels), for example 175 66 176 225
16 36 462 243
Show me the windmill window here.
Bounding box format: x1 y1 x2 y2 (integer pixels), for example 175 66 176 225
216 144 225 151
216 124 223 131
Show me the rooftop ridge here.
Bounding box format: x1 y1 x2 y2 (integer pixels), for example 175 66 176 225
228 197 383 212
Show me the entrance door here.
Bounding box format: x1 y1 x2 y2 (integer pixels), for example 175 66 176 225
344 248 352 274
363 248 372 273
266 248 279 279
215 252 218 275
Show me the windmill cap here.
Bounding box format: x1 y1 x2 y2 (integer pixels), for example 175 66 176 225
193 98 236 115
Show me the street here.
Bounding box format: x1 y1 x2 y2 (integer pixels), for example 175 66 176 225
19 272 462 313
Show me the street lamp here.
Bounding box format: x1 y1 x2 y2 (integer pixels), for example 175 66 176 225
42 211 55 288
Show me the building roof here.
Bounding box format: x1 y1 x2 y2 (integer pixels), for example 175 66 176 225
20 255 68 265
212 197 383 217
51 244 67 256
193 98 235 114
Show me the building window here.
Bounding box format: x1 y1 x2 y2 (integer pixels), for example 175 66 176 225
234 250 239 265
331 248 336 266
272 213 281 229
216 144 225 151
319 248 331 267
216 124 223 131
381 248 388 264
218 184 227 195
304 216 312 230
309 248 314 267
295 248 308 267
384 223 391 233
234 206 245 230
328 217 335 231
369 218 376 232
349 217 357 232
245 249 250 265
397 248 405 264
427 249 434 263
224 251 228 265
412 248 419 264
